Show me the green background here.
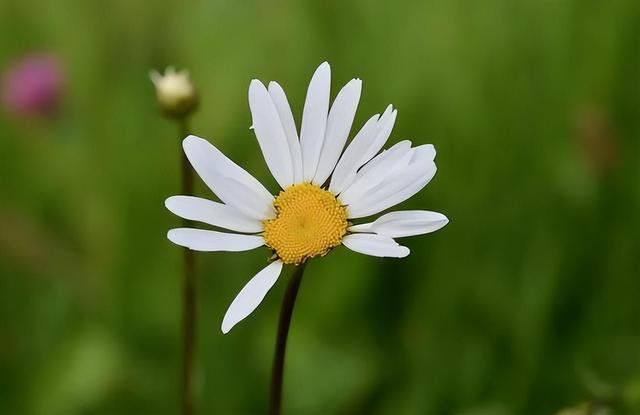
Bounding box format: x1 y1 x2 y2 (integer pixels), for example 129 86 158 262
1 0 639 414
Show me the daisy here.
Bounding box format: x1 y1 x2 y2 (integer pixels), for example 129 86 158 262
165 62 448 334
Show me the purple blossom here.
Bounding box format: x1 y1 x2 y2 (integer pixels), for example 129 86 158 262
1 54 64 117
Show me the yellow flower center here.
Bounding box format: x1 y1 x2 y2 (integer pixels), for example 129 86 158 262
263 183 348 265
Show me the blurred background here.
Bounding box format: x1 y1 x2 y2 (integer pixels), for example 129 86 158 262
1 0 639 414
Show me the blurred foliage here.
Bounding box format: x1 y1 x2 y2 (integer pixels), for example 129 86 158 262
1 0 640 414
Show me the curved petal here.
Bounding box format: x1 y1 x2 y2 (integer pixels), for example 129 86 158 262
363 105 398 167
346 145 437 218
339 140 413 204
268 81 303 183
182 135 275 220
342 234 409 258
300 62 331 181
221 260 284 334
417 143 436 162
313 78 362 185
347 162 437 219
329 113 380 194
165 196 263 233
349 210 449 237
329 105 397 194
249 80 294 188
360 143 434 178
167 228 264 252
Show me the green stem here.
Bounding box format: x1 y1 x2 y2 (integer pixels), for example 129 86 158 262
179 118 196 415
269 263 307 415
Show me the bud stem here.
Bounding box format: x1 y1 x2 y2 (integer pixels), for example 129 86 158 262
179 118 197 415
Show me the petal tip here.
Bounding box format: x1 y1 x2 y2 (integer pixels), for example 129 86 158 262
348 78 363 93
267 80 280 90
182 134 203 151
183 134 200 142
249 79 266 94
313 61 331 78
166 229 178 243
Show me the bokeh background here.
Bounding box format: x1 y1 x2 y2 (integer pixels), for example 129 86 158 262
1 0 640 414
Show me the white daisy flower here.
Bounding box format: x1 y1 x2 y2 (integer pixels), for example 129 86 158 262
165 62 448 334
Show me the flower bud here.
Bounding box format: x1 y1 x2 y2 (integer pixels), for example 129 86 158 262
149 67 198 119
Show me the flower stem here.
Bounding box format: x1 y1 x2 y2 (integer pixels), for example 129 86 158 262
269 263 307 415
179 118 196 415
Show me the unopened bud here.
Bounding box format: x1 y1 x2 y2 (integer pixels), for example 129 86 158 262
149 67 198 119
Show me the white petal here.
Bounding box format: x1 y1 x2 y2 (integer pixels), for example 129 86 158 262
313 78 362 185
249 80 294 188
349 210 449 237
339 140 413 204
167 228 264 252
418 144 436 162
342 234 409 258
357 141 417 177
346 156 437 219
329 105 397 194
268 81 303 183
362 105 398 164
221 260 284 334
300 62 331 181
182 135 275 220
329 113 380 194
165 196 263 233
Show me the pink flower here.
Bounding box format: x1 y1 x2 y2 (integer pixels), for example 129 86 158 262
1 54 64 117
